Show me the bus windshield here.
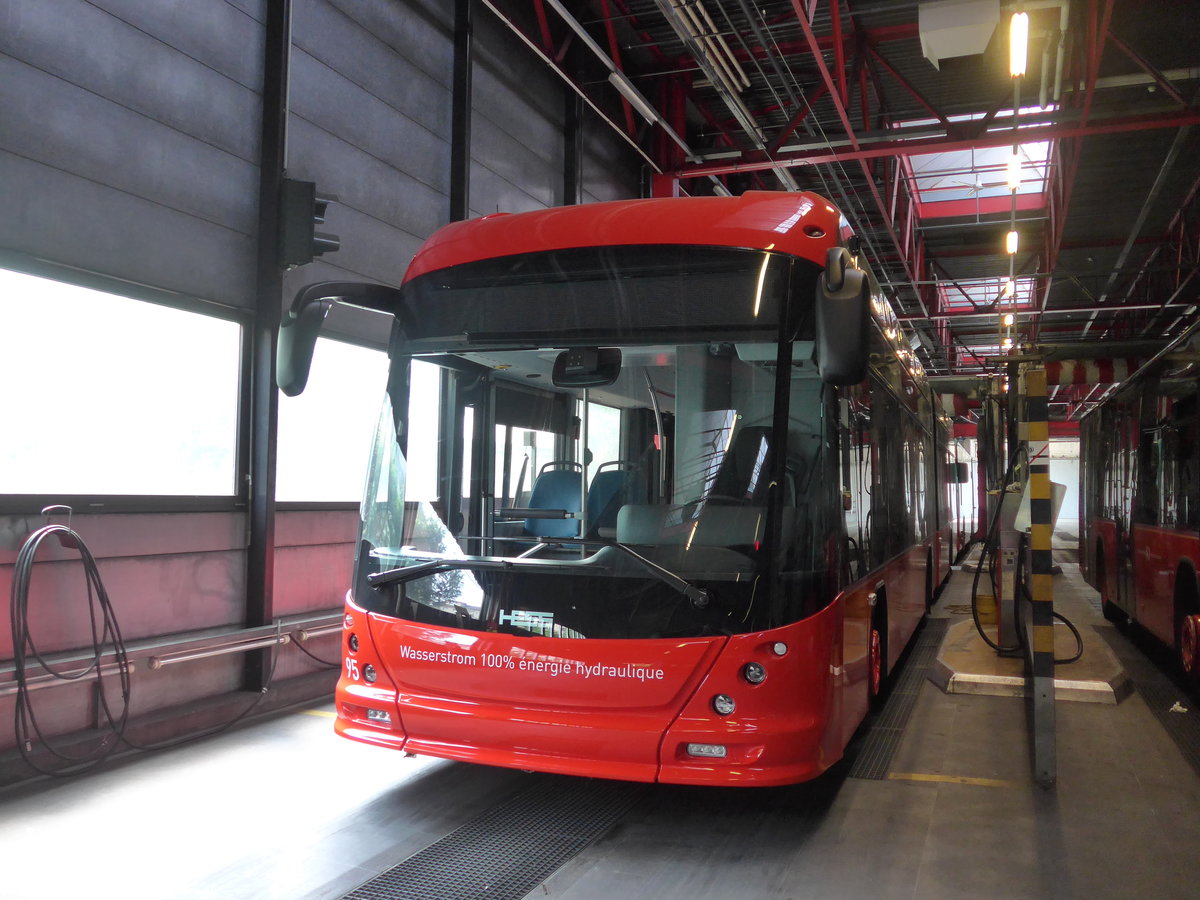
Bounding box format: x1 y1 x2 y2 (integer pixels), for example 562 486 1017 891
351 246 842 639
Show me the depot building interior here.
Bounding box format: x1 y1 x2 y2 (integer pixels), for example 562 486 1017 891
2 1 1200 898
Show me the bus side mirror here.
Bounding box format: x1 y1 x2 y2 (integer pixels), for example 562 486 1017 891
951 461 970 483
277 298 332 397
276 281 403 396
816 247 869 385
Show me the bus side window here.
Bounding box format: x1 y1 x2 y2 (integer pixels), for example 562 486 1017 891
841 384 874 581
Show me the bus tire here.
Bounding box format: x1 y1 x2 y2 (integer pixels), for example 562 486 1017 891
1174 569 1200 681
1097 549 1126 625
869 598 888 710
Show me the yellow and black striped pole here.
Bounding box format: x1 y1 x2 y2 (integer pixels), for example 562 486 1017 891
1023 367 1056 788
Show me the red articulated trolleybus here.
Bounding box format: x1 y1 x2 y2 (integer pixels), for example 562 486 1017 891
1081 323 1200 678
279 191 954 786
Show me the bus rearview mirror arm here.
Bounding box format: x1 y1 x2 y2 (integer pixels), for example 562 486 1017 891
816 247 869 385
276 281 402 396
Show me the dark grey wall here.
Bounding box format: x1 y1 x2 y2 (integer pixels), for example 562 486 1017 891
0 0 640 768
1 0 641 338
0 0 264 308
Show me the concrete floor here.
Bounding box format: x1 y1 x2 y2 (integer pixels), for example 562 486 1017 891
2 535 1199 900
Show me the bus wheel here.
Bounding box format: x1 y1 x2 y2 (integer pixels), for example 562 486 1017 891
869 628 883 697
1176 572 1200 681
1181 614 1200 677
1097 551 1126 625
868 605 888 709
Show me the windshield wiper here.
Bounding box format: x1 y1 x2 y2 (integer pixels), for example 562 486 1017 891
602 541 712 608
367 541 711 608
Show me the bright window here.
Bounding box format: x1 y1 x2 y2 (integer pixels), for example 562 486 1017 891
583 401 622 483
939 275 1037 311
277 337 389 502
895 106 1054 217
0 268 241 496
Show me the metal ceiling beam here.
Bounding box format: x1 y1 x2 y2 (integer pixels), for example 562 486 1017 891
830 0 846 105
533 0 554 53
766 82 828 152
864 42 952 132
608 0 776 183
1085 120 1192 337
1035 0 1115 337
1132 169 1200 335
675 106 1200 177
652 0 798 190
900 302 1173 322
480 0 660 172
727 23 921 62
788 0 931 321
1107 32 1187 107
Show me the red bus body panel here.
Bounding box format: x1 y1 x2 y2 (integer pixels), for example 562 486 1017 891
334 543 932 786
1086 519 1200 649
1086 518 1120 604
1133 524 1200 645
371 617 723 782
402 192 841 284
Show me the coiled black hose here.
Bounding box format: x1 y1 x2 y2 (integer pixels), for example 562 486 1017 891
967 451 1084 664
10 523 132 776
10 518 291 776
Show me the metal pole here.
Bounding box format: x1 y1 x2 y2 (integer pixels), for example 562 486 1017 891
245 0 291 691
565 91 583 206
451 0 473 223
1023 367 1057 789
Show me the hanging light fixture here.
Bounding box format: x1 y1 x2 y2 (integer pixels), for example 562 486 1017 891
1010 12 1030 78
1006 230 1019 254
1007 153 1022 190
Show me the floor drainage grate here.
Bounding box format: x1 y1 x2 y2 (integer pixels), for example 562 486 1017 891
340 775 644 900
849 617 949 780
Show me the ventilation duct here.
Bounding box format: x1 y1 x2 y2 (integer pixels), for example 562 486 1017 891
919 0 1000 70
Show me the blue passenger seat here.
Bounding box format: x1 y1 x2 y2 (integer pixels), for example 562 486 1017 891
524 461 583 538
586 461 636 538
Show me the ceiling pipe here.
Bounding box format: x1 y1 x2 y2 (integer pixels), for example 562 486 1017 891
539 0 743 195
653 0 800 190
479 0 659 173
674 0 750 91
541 0 693 158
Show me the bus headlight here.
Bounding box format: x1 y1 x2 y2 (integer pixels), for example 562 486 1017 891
364 664 377 683
743 661 767 684
348 633 359 653
712 694 736 716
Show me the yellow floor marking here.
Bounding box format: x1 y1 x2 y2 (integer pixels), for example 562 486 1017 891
301 708 337 719
887 772 1016 788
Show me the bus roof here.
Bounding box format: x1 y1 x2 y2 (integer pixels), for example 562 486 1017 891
403 191 844 284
